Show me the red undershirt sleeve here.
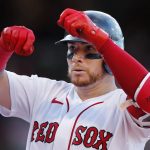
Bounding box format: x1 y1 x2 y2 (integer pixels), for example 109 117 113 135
100 38 148 99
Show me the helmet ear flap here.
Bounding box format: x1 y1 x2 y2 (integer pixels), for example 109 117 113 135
102 60 112 75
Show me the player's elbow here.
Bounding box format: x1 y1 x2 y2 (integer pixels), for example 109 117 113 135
136 74 150 113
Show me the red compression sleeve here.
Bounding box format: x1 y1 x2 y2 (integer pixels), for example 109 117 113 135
100 38 148 98
0 45 13 71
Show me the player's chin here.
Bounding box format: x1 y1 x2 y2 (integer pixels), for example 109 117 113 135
68 73 91 87
71 78 91 87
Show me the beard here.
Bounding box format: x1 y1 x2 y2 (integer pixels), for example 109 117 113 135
68 70 101 87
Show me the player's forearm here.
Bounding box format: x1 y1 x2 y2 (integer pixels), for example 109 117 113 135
0 25 35 110
57 8 150 112
100 38 148 97
100 38 150 112
0 70 11 109
0 33 13 109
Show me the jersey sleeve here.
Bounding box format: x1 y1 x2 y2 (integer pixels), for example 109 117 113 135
127 100 150 128
119 96 150 128
134 72 150 113
125 72 150 127
0 71 70 122
117 91 150 139
123 107 150 139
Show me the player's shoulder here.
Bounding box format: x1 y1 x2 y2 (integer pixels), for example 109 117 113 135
114 88 127 100
30 74 73 92
105 88 126 98
105 88 127 104
6 70 73 91
114 88 126 96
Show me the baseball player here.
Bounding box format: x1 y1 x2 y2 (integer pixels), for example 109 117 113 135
0 8 150 150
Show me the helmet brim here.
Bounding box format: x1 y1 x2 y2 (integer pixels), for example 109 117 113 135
55 34 88 45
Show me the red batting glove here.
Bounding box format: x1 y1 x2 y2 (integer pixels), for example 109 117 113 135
0 26 35 71
57 8 109 51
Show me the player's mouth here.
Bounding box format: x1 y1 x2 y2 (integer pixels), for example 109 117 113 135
72 67 85 71
72 68 86 75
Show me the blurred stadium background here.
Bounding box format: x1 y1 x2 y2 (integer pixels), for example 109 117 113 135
0 0 150 149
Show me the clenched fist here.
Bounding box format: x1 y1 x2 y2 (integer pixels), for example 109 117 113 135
0 26 35 56
0 26 35 70
57 8 109 51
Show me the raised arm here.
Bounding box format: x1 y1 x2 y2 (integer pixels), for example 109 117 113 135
0 26 35 109
57 8 150 113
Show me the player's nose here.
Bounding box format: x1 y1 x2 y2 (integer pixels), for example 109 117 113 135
71 53 85 62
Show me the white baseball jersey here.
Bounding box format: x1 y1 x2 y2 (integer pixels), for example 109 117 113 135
0 71 150 150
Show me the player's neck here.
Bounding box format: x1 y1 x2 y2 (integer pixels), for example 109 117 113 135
75 74 117 101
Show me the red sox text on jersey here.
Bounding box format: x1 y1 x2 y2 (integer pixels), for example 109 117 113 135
30 95 114 150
